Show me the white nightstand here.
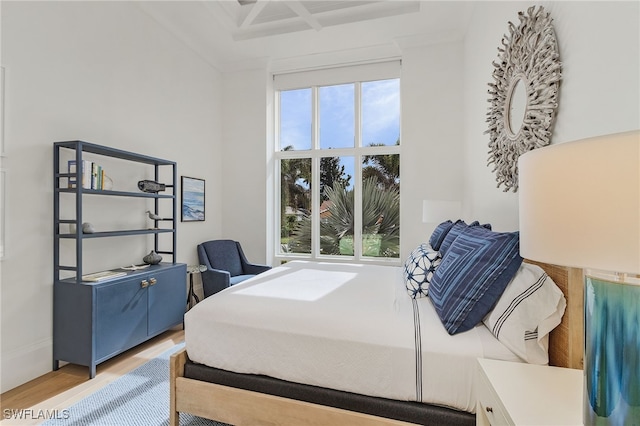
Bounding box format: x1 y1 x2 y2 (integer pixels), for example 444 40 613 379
476 358 583 425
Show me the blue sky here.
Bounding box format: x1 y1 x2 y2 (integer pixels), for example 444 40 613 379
280 79 400 151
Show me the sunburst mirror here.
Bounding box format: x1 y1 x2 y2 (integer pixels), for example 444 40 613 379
485 6 562 192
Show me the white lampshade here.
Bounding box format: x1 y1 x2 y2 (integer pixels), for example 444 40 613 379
422 200 462 223
518 130 640 274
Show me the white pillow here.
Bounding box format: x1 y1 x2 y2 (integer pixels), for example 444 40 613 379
483 262 566 364
403 243 441 299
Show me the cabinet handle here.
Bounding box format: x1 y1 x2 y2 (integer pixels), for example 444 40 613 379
486 406 493 413
149 278 157 286
141 280 149 288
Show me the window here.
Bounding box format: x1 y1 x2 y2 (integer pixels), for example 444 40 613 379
275 62 400 263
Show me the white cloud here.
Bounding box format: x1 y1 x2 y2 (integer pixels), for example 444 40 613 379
362 79 400 144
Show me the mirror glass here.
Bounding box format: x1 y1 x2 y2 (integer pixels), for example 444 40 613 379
506 77 527 137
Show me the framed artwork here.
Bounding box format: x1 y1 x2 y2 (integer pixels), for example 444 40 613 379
181 176 205 222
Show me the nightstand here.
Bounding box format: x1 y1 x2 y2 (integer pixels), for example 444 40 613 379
476 358 583 425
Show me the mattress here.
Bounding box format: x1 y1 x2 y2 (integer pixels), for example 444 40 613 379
185 260 522 413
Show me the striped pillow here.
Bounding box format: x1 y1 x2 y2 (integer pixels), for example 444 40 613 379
428 226 522 335
428 220 455 251
438 220 492 256
483 263 566 364
437 220 467 255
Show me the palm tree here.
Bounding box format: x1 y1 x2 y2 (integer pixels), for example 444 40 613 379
280 147 311 244
288 177 399 257
280 147 311 212
362 140 400 190
320 156 351 201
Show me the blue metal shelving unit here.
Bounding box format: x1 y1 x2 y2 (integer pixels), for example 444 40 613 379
52 140 185 378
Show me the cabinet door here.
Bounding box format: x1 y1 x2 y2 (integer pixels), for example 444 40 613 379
147 265 186 336
95 277 148 360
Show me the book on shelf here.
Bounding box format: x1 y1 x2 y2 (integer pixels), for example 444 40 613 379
67 159 92 189
86 161 91 189
84 160 92 189
67 160 107 190
91 162 97 190
81 270 128 282
120 264 150 271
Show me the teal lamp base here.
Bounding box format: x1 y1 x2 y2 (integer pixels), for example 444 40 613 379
584 272 640 425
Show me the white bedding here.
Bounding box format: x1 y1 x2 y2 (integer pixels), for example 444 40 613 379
185 261 521 413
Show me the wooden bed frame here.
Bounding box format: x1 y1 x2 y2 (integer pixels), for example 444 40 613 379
169 261 584 426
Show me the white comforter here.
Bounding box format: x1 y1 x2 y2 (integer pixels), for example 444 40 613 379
185 261 520 413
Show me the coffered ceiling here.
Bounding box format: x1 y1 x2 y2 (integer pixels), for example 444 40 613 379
208 1 421 40
136 1 474 72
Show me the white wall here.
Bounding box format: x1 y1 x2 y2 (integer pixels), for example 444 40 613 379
220 67 270 265
0 1 222 392
399 40 465 255
463 1 640 231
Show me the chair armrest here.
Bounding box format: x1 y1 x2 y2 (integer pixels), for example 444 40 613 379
244 263 272 275
201 268 231 298
197 244 213 270
235 242 272 276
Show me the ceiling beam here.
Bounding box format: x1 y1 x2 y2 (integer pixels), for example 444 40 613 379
285 1 323 31
239 0 269 29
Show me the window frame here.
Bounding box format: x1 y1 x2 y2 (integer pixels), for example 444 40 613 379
273 62 401 265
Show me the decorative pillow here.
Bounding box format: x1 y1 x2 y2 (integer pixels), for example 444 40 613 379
483 262 566 364
439 220 492 256
403 243 442 299
437 220 468 255
428 220 455 251
428 226 523 335
469 220 492 230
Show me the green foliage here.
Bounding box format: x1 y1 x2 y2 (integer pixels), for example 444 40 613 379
280 152 311 212
288 177 399 257
320 156 352 201
362 141 400 190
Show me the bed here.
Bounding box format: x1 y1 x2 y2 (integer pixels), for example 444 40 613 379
170 230 583 425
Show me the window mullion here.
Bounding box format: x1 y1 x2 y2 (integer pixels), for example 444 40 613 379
353 82 363 260
274 91 282 259
311 86 321 259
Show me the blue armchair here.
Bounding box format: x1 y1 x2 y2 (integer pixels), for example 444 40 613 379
197 239 271 298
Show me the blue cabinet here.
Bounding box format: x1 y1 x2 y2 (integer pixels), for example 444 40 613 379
148 266 187 335
54 263 186 378
95 275 148 361
52 141 185 378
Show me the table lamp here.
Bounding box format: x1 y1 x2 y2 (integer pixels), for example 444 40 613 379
518 130 639 424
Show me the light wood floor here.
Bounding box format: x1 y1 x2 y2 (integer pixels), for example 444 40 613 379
0 328 184 425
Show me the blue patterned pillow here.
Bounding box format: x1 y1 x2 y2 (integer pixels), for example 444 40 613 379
439 220 492 256
438 220 468 255
428 226 523 335
429 220 455 251
403 243 442 299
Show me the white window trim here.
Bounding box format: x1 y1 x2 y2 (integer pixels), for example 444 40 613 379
273 61 401 266
273 60 401 90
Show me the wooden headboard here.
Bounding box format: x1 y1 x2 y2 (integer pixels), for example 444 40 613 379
525 260 584 370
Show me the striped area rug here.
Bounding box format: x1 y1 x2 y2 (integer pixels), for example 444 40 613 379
43 345 228 426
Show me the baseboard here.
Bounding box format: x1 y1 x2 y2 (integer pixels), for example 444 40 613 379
1 338 52 393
